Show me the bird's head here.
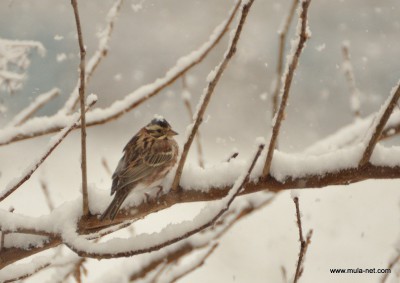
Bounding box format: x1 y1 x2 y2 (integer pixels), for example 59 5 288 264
145 117 178 139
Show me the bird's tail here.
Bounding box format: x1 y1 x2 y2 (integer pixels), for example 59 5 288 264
100 189 130 221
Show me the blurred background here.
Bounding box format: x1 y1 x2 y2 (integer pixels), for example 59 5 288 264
1 0 400 282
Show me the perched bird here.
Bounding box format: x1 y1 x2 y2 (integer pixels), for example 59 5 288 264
100 117 179 221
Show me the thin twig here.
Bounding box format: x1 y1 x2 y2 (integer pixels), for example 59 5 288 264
381 252 400 283
0 1 240 147
226 152 239 162
171 0 254 191
40 179 55 211
293 197 312 283
0 100 96 202
71 0 89 216
262 0 312 177
272 0 298 117
359 83 400 166
101 157 112 176
6 88 60 127
181 76 205 168
341 42 361 119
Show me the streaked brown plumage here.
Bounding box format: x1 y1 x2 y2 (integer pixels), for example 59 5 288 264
100 118 178 221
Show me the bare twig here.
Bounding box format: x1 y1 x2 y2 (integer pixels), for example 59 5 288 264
381 252 400 283
71 0 89 216
0 100 96 202
226 152 239 162
0 0 240 147
101 157 112 176
341 42 361 119
272 0 299 117
40 179 55 211
181 76 205 168
262 0 312 177
171 0 255 191
6 88 60 127
359 83 400 166
293 197 312 283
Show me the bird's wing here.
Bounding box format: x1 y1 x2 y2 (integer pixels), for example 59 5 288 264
112 148 174 193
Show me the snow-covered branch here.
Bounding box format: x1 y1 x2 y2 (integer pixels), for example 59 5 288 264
263 0 312 176
172 0 254 190
0 0 240 147
0 38 45 94
5 88 60 127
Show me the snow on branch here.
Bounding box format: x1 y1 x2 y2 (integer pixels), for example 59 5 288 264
6 88 60 128
0 0 241 146
359 81 400 166
3 143 400 268
0 38 45 94
63 143 264 259
171 0 255 191
263 0 312 177
0 97 97 202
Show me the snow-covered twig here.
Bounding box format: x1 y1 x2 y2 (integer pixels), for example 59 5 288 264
71 0 90 216
0 99 97 202
341 42 361 119
171 0 255 191
272 0 299 117
359 82 400 166
263 0 312 177
0 0 240 146
60 0 124 115
181 76 204 168
293 197 312 283
6 88 60 127
0 38 45 94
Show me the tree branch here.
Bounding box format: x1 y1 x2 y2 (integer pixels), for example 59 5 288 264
272 0 298 117
293 197 312 283
359 82 400 166
262 0 312 177
171 0 255 190
71 0 89 216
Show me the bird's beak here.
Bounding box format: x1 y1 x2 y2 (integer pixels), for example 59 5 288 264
168 129 178 136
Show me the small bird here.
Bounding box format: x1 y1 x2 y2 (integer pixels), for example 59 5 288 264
100 117 179 221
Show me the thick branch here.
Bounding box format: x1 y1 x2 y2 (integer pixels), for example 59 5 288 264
171 0 255 190
71 0 89 216
263 0 312 176
2 161 400 268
